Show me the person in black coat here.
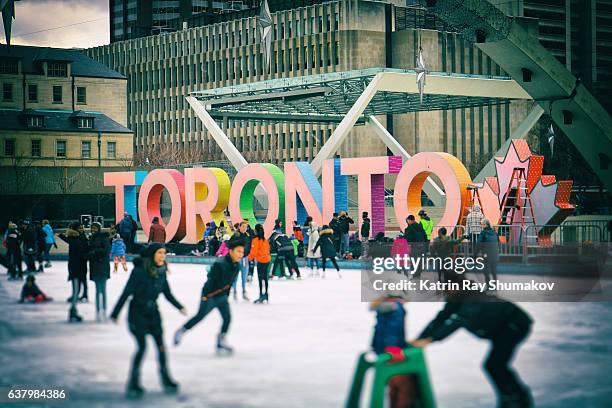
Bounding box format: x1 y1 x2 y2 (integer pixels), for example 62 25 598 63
313 226 342 278
174 237 244 354
88 222 111 321
412 290 533 408
360 212 371 259
5 222 23 280
21 221 38 273
329 213 341 254
59 222 90 321
111 243 186 399
403 215 427 277
231 221 252 299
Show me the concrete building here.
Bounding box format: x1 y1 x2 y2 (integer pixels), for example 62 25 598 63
110 0 258 42
0 45 133 168
90 0 533 171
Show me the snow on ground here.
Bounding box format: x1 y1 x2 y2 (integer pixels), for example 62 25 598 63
1 262 612 408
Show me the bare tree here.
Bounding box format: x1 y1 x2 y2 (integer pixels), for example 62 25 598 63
4 154 35 194
133 142 209 167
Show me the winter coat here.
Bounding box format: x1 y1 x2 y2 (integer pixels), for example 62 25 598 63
419 293 532 342
270 231 294 256
59 228 89 281
42 224 56 245
22 226 38 255
329 217 341 238
306 226 321 258
201 255 240 299
5 228 21 254
371 299 407 354
88 231 111 281
313 228 336 258
420 216 433 241
216 242 229 257
338 216 354 234
248 237 271 263
390 237 411 269
118 216 133 236
403 222 427 243
291 238 299 256
361 217 371 239
478 227 500 262
111 258 183 336
431 236 463 259
148 223 166 243
111 237 127 257
21 282 45 302
302 226 310 245
232 230 252 257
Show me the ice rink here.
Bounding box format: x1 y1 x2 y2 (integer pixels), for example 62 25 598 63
1 261 611 408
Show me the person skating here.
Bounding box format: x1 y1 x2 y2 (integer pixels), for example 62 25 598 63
148 216 166 243
88 222 111 322
110 243 186 399
271 229 301 279
478 218 500 282
306 222 321 277
111 233 128 273
329 213 341 254
248 224 271 303
313 225 342 278
360 212 371 259
41 220 57 268
412 288 533 408
173 237 245 354
118 213 134 253
418 210 433 242
34 221 46 272
403 215 427 277
338 211 355 255
5 222 23 280
231 220 252 301
59 222 90 321
21 221 38 273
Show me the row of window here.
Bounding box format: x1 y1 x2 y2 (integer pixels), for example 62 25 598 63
3 139 116 159
2 83 87 104
0 61 67 77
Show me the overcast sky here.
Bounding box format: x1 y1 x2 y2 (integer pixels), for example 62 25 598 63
1 0 109 49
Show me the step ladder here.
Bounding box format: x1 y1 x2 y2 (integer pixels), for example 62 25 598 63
346 348 436 408
497 168 538 245
459 183 484 238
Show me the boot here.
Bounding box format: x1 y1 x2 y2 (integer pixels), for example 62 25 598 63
44 262 52 268
160 370 179 394
337 269 343 279
126 375 145 399
263 293 269 303
242 290 249 301
68 307 82 323
233 290 238 301
173 327 186 346
216 333 233 355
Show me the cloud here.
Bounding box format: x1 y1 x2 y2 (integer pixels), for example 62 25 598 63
1 0 109 49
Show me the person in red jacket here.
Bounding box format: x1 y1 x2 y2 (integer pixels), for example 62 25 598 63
148 217 166 244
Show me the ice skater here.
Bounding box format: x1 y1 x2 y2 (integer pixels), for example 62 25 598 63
111 233 128 273
173 237 245 354
305 222 321 277
412 288 533 408
88 222 111 322
231 220 252 301
59 222 89 322
313 225 342 278
110 243 186 399
247 224 271 303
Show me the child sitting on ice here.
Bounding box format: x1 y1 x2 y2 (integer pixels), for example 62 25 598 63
370 295 418 408
20 275 52 303
110 234 128 273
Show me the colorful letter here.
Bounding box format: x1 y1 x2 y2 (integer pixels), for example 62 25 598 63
103 171 147 223
184 168 231 244
138 169 186 243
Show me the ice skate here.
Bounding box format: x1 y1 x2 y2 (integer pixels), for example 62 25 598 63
173 327 186 346
216 333 233 355
126 379 145 400
254 293 268 304
160 371 180 394
233 290 238 301
44 262 51 268
68 307 82 323
242 290 249 301
79 296 89 303
337 270 342 279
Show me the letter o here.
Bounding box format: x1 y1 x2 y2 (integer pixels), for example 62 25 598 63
229 163 284 238
393 152 471 235
138 169 186 243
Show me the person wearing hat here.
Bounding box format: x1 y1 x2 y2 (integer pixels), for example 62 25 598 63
174 236 245 354
88 222 111 322
59 222 89 321
338 211 354 255
111 243 187 399
418 210 433 242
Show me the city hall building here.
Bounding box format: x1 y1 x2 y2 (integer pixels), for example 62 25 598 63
88 0 539 170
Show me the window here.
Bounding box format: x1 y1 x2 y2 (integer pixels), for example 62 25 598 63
81 141 91 159
4 139 15 157
76 87 87 104
56 140 66 157
31 140 41 157
0 59 18 74
27 115 44 128
28 84 38 102
2 83 13 101
107 141 116 159
77 117 94 129
47 62 67 77
53 86 62 103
